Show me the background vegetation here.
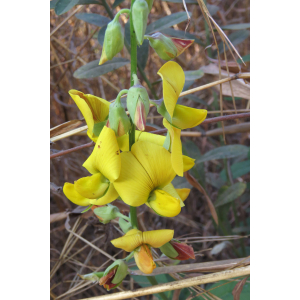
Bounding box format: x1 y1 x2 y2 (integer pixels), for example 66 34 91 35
50 0 250 299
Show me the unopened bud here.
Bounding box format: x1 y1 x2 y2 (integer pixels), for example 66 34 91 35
99 260 128 290
107 95 131 137
145 32 194 61
160 239 195 260
145 0 154 11
127 75 150 131
99 18 124 65
132 0 149 45
92 204 120 224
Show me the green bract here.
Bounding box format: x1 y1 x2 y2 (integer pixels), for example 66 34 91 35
93 204 120 224
132 0 149 45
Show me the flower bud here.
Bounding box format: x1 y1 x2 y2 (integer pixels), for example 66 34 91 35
127 75 150 131
119 217 133 234
145 0 154 11
132 0 149 45
107 97 131 137
99 260 128 290
145 32 194 61
92 204 120 224
99 18 124 65
134 245 156 274
160 239 195 260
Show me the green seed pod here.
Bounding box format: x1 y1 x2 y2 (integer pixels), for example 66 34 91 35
132 0 149 45
107 96 131 137
99 18 124 65
93 204 120 224
127 74 150 131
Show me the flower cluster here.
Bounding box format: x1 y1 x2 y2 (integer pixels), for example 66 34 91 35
63 61 206 289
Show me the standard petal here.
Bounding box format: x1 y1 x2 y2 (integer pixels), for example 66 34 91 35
157 61 185 117
163 119 183 177
85 93 110 123
134 245 156 274
89 183 119 205
172 105 207 129
175 188 191 202
74 173 109 199
114 152 153 207
142 229 174 248
148 189 181 217
94 126 121 182
183 155 195 172
111 229 143 252
131 141 176 188
63 182 91 206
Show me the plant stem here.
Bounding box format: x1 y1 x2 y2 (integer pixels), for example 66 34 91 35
128 0 139 230
101 0 114 19
146 276 169 300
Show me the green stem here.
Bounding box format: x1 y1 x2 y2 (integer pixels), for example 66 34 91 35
124 251 135 262
101 0 114 19
146 277 169 300
114 8 130 20
116 89 129 103
116 212 131 222
130 206 138 229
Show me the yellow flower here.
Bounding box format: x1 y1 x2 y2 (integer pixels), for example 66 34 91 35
157 61 207 176
112 141 189 217
69 90 110 142
111 229 173 274
63 126 121 206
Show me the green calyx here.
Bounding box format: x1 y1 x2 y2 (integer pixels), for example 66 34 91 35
93 204 120 224
103 18 124 61
78 272 105 282
104 260 128 285
160 242 179 259
132 0 149 45
108 92 131 137
145 33 177 61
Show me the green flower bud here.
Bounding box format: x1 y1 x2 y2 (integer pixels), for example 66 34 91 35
107 94 131 137
145 32 194 61
92 204 120 224
132 0 149 45
127 74 150 131
119 217 133 233
99 18 124 65
145 0 154 11
99 260 128 290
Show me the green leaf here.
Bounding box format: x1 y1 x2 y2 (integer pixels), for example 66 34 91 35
55 0 79 15
137 40 149 70
220 160 250 182
54 0 99 14
161 28 204 46
112 0 125 8
196 145 250 164
218 30 250 54
75 13 110 27
97 25 107 46
145 12 191 34
237 54 250 63
184 69 204 81
215 182 247 207
221 23 250 30
207 4 220 16
50 0 59 9
208 278 250 300
73 58 130 79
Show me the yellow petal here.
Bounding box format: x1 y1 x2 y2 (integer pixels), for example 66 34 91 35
183 155 195 172
111 229 143 252
89 183 119 205
74 173 109 199
172 105 207 129
157 61 185 117
163 119 183 177
161 183 185 207
148 189 181 217
142 229 174 248
94 126 121 182
87 131 98 143
63 182 91 206
114 152 153 206
134 245 156 274
99 46 108 65
176 188 191 201
131 141 176 188
82 150 98 175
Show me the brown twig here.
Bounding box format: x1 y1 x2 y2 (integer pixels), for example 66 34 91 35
50 141 94 159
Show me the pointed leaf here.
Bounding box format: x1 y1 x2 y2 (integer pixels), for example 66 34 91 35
137 40 149 70
73 58 130 79
215 182 247 207
75 13 110 27
112 0 125 8
55 0 79 15
97 25 107 47
221 23 250 30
